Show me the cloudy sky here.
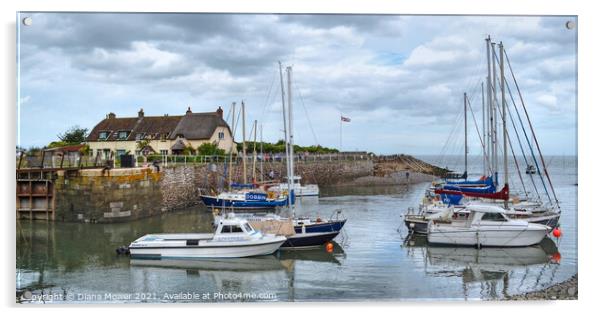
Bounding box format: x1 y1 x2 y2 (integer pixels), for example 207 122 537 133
17 13 577 155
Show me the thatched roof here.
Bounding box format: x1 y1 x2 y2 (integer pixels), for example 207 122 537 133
86 107 230 142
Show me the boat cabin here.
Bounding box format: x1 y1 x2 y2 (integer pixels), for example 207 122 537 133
463 205 513 226
214 218 260 241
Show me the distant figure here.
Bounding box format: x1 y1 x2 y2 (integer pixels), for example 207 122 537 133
269 170 275 180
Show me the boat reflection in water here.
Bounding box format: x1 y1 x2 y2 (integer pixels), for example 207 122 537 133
277 241 346 265
402 235 561 299
130 255 289 302
129 242 346 302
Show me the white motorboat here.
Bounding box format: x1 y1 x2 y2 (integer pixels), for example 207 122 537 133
427 204 550 247
269 176 320 197
128 217 286 259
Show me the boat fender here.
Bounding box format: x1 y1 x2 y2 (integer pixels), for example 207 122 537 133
115 246 130 255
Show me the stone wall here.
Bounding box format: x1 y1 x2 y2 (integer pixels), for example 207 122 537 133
50 159 374 223
54 168 164 223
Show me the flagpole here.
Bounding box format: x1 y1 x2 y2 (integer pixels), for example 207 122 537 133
339 113 342 152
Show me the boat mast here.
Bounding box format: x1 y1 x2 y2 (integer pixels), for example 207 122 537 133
464 92 468 178
287 66 296 214
486 36 493 177
252 120 257 182
500 42 508 209
279 61 293 212
260 124 264 182
228 101 236 189
491 40 498 186
242 100 247 184
481 82 486 175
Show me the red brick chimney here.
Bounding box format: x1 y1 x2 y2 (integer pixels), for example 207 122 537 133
138 108 144 118
186 106 192 115
216 106 223 118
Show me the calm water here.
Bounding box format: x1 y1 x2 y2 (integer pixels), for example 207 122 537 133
16 156 577 302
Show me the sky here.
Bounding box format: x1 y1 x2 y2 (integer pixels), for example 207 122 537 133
16 13 577 155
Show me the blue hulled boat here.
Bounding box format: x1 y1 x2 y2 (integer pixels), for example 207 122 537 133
200 190 294 210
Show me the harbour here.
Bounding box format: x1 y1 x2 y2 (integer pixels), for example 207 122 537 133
14 12 579 306
16 155 576 302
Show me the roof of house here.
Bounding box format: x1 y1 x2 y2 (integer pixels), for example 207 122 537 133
86 107 230 142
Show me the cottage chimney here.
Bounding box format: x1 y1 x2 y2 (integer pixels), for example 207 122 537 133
216 106 223 118
138 108 144 118
108 112 116 119
186 106 192 115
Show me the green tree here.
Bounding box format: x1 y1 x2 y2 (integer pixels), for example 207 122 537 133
57 126 88 145
197 142 225 156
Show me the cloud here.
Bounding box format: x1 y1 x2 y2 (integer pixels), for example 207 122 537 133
17 13 577 154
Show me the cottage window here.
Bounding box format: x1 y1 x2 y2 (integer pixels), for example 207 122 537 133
160 150 168 156
117 131 129 140
99 131 109 140
218 132 225 140
116 149 126 157
135 133 145 140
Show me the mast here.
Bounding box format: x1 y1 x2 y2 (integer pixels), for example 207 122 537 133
287 66 295 214
228 102 236 189
491 41 498 186
242 100 247 184
463 92 468 178
278 61 293 212
500 42 508 208
481 81 486 175
252 120 257 182
260 124 264 182
486 36 493 177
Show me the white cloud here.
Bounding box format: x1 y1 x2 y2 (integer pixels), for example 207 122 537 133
17 13 577 155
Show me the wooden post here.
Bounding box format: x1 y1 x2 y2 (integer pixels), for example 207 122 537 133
40 150 46 169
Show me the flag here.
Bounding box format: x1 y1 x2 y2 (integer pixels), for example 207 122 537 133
341 116 351 122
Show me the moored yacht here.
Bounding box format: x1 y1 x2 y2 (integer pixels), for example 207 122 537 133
269 176 320 197
427 204 550 247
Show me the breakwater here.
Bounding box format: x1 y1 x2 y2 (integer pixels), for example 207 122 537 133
17 154 442 223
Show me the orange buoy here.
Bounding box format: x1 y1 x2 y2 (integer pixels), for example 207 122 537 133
552 227 562 238
551 252 562 264
326 242 334 253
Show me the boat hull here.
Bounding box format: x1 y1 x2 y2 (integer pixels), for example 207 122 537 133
200 195 291 210
404 216 429 234
280 231 340 249
427 224 549 247
129 238 286 259
294 219 347 234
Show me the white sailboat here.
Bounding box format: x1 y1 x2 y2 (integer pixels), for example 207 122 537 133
128 217 286 259
269 176 320 197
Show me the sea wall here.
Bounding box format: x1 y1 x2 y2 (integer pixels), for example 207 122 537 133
46 156 437 223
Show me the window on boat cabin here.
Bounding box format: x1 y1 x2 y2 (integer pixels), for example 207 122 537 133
220 225 244 233
244 223 253 232
480 212 507 222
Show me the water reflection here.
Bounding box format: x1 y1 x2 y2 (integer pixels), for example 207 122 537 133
402 234 562 299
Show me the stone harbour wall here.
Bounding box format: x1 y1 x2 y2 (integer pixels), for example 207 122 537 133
54 168 164 223
49 157 422 223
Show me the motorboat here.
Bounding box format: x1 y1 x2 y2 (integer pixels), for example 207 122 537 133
213 211 346 249
404 199 560 235
128 217 287 259
427 204 550 247
269 176 320 197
